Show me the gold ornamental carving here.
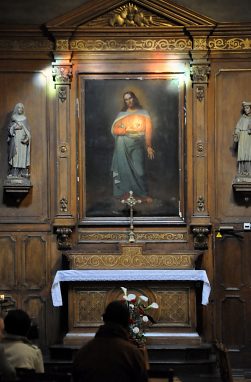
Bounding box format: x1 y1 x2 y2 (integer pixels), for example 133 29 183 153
209 38 251 50
56 39 70 51
79 231 186 242
193 38 207 50
85 3 173 28
68 253 198 270
0 39 53 51
70 38 192 52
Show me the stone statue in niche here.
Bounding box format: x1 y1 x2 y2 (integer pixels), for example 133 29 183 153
232 101 251 198
7 102 31 178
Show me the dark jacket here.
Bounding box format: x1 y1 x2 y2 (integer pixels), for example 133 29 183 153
73 322 148 382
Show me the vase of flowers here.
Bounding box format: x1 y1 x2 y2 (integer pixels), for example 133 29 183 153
121 287 159 347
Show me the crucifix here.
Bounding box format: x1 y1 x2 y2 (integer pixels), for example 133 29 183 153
121 190 142 243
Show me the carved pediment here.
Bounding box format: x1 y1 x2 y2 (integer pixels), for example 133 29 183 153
46 0 216 31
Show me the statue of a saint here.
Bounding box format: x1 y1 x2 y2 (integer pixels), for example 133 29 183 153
7 103 31 178
233 101 251 176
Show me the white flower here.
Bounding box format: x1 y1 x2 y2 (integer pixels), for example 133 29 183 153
138 295 148 302
127 293 136 301
121 287 127 296
142 315 149 322
133 326 140 334
146 302 159 309
129 304 135 309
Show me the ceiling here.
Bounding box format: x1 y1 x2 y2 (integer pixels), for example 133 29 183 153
0 0 251 25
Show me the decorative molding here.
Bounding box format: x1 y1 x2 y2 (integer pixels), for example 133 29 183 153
58 86 67 102
56 39 70 51
52 63 72 86
60 198 68 212
192 226 210 250
197 196 205 212
0 39 53 51
84 3 174 28
190 63 210 84
209 37 251 51
70 38 192 52
67 252 199 270
56 227 72 250
156 290 188 323
193 38 207 50
196 140 206 157
79 231 187 242
196 86 205 102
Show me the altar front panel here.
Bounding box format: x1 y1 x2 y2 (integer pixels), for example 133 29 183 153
64 281 199 346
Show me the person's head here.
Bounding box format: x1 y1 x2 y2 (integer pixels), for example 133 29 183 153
4 309 31 337
102 301 130 329
242 101 251 116
122 91 142 111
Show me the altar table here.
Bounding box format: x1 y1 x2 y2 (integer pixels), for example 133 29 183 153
51 269 210 307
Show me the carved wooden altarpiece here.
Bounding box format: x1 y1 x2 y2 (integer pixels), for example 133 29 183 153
45 0 217 347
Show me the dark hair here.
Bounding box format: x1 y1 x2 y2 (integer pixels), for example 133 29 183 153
4 309 31 337
121 91 143 111
102 301 130 329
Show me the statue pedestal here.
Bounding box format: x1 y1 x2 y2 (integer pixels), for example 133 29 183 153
232 175 251 201
3 176 32 203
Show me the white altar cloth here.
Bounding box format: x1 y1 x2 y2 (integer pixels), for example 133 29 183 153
51 269 211 307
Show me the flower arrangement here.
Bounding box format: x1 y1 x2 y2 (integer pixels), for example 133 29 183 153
121 287 159 346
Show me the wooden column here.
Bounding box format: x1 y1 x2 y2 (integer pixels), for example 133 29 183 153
52 43 75 249
189 34 212 249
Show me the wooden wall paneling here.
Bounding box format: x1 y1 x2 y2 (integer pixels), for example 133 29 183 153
0 234 18 290
214 67 251 222
221 296 245 348
214 232 251 368
0 70 49 222
23 295 47 351
21 235 48 290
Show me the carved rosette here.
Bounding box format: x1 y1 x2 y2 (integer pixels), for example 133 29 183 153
192 226 210 250
56 227 73 250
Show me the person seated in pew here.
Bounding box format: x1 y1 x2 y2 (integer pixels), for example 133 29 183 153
0 315 16 381
1 309 44 374
73 300 148 382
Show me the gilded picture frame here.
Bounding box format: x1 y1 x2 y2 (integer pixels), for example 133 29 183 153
78 74 185 225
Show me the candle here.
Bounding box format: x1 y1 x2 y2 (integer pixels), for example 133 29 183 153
0 295 5 301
